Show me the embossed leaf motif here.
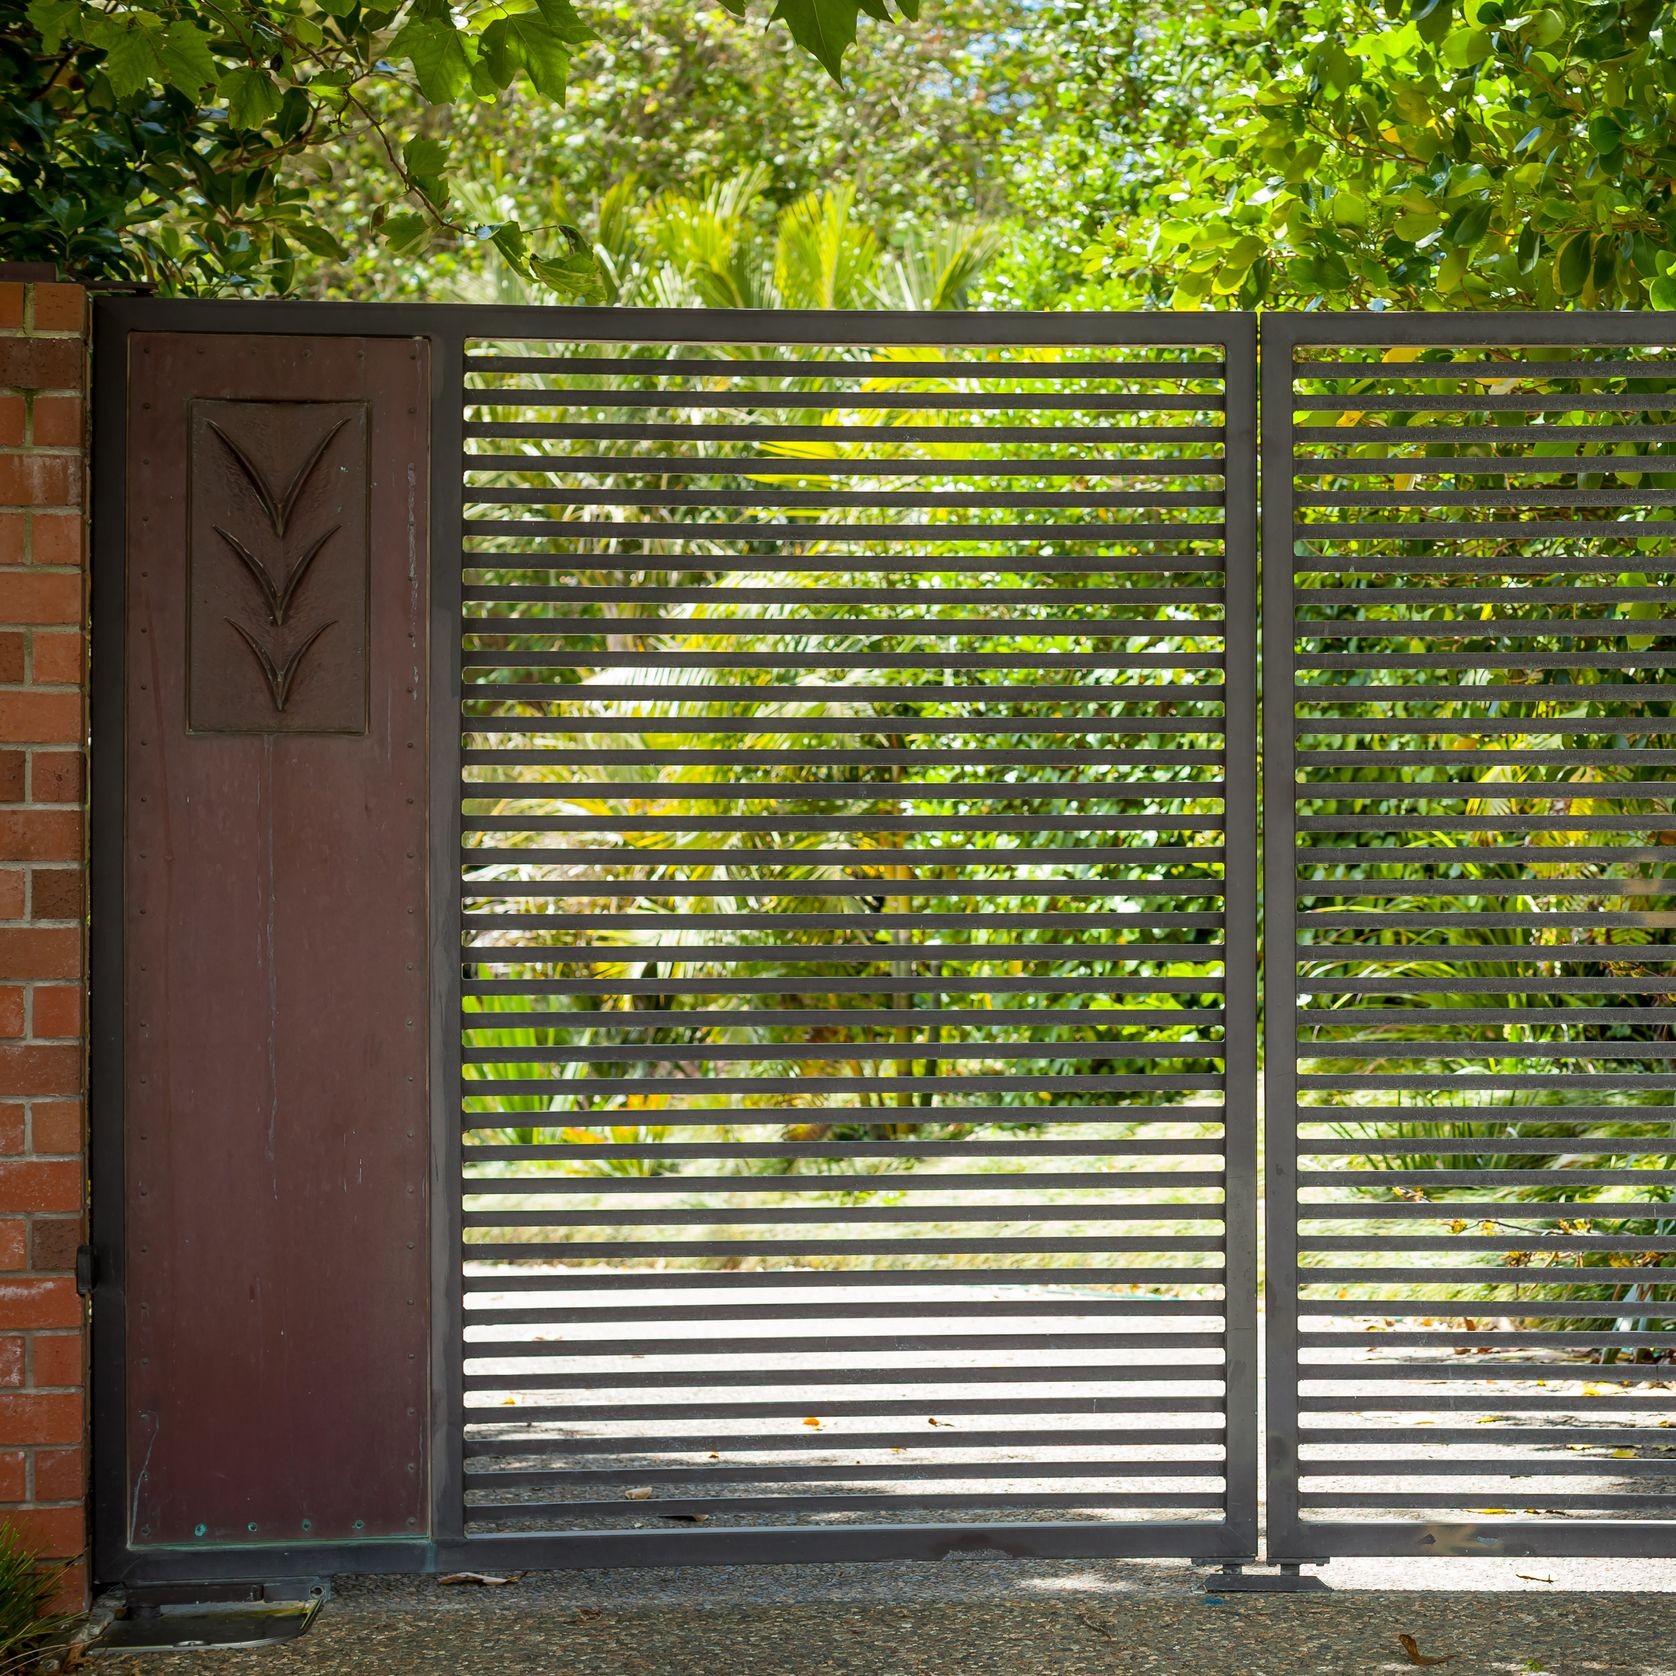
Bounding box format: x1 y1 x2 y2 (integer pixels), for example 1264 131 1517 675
210 415 346 712
209 416 348 539
214 524 338 627
225 619 334 712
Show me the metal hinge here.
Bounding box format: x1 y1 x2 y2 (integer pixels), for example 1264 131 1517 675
75 1245 97 1298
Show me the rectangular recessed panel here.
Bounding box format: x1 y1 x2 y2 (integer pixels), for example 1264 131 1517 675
455 312 1257 1563
187 397 370 734
1264 315 1676 1562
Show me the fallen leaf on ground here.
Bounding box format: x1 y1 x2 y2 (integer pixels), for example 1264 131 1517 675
1516 1575 1554 1585
803 1417 823 1429
1397 1633 1450 1667
439 1571 526 1588
624 1487 654 1501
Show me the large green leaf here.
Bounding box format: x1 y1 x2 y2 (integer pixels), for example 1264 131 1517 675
159 21 216 96
388 14 473 102
479 11 572 99
100 25 163 99
222 66 283 131
770 0 868 81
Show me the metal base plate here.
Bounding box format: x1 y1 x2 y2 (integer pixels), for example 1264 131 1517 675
87 1581 326 1655
1202 1568 1330 1594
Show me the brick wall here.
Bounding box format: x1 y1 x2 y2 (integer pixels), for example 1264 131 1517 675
0 276 90 1612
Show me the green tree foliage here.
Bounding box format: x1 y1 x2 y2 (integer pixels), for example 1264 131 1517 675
0 0 919 291
977 2 1241 307
306 0 1022 300
1083 0 1676 310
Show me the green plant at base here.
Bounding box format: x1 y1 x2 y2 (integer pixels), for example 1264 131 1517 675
0 1524 72 1675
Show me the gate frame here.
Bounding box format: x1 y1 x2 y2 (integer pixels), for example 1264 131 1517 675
1260 308 1676 1565
88 299 1261 1583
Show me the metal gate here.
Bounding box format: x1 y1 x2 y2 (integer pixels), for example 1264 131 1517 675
453 310 1258 1566
90 301 1259 1581
90 300 1674 1585
1263 312 1676 1563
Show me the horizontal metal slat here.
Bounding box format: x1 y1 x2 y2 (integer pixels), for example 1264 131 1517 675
463 1170 1224 1195
464 390 1223 412
466 487 1224 510
464 519 1224 544
464 1492 1226 1517
465 1236 1225 1258
462 1426 1226 1454
463 453 1227 477
463 421 1227 444
463 1364 1225 1391
462 1461 1225 1487
466 356 1227 378
462 1005 1223 1030
461 1265 1226 1290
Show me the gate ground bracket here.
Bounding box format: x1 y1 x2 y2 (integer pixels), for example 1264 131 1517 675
1197 1562 1330 1594
82 1579 328 1657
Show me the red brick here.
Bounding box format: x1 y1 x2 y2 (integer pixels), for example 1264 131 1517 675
29 397 80 449
28 1220 79 1274
29 286 84 337
27 513 80 569
0 571 80 625
28 754 81 806
0 1220 22 1271
0 1391 81 1447
0 396 22 448
29 870 81 921
0 809 80 862
0 287 22 332
0 514 20 566
0 1336 20 1387
31 1332 82 1390
0 989 19 1040
28 1102 80 1156
0 693 81 746
0 456 79 509
6 1505 85 1560
0 1279 78 1330
32 1445 83 1502
46 1558 88 1616
0 754 21 803
0 1043 81 1101
0 634 22 685
31 987 79 1040
28 632 80 687
0 339 81 394
0 929 79 979
0 1447 24 1501
0 1103 20 1153
0 1159 80 1214
0 873 18 920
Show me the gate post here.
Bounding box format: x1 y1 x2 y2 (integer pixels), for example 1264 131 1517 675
0 271 92 1611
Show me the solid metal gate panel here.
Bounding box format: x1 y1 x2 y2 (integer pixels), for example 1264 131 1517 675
454 309 1259 1566
89 304 440 1587
1263 313 1676 1563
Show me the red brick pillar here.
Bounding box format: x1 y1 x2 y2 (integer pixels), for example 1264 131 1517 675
0 274 90 1612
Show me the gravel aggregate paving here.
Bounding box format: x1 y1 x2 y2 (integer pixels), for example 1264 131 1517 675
86 1555 1676 1675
